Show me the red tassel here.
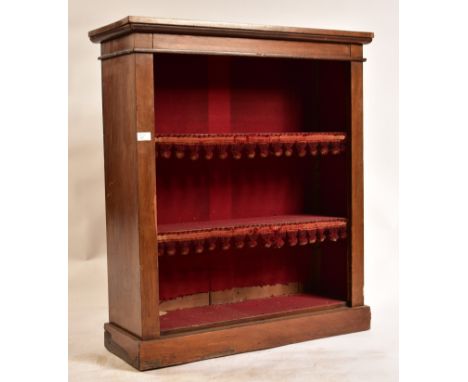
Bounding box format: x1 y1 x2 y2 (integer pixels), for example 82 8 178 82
247 234 258 248
298 231 308 245
166 242 176 256
234 235 245 249
320 143 329 155
175 145 185 159
296 142 307 157
207 238 217 251
309 142 318 156
284 143 294 157
307 229 317 244
259 144 269 158
160 144 172 159
331 142 341 155
204 145 214 160
218 145 228 160
246 144 256 159
180 242 190 255
221 237 231 250
194 240 204 254
287 231 298 246
232 145 243 160
272 142 283 157
328 228 339 242
189 146 199 161
274 231 285 248
317 229 326 242
262 233 273 248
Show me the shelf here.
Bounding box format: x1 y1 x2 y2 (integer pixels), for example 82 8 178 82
160 293 346 333
157 214 347 256
155 132 346 160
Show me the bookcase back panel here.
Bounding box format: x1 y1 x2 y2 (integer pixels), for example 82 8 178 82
154 54 349 134
154 52 350 320
158 241 347 304
156 155 348 225
157 156 312 224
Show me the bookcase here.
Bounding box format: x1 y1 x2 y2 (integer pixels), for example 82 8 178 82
89 16 374 370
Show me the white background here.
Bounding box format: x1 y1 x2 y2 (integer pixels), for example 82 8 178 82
2 0 467 381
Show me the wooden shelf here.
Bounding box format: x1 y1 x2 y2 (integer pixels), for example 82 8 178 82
155 132 346 160
160 293 346 334
157 214 347 256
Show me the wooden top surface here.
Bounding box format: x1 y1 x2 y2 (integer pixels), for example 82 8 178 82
89 16 374 44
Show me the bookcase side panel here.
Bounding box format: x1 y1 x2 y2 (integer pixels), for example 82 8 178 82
135 53 160 339
349 61 364 306
101 54 143 336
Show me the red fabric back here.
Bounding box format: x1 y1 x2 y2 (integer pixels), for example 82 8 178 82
154 54 350 302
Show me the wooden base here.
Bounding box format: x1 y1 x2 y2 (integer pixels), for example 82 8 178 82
104 305 371 370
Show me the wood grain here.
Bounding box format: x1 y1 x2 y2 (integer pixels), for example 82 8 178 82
101 52 160 339
92 16 373 370
104 305 371 370
135 53 160 339
101 54 142 337
89 16 374 44
350 62 364 306
350 44 363 59
100 34 134 56
150 34 354 61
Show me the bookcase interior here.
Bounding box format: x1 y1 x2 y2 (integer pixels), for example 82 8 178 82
154 54 349 134
154 53 351 334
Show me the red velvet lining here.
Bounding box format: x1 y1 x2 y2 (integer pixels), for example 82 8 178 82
154 54 350 303
160 294 345 331
156 156 314 225
154 54 349 225
158 245 315 301
158 240 348 302
154 55 348 134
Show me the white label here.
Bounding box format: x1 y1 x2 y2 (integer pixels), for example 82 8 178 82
137 132 152 141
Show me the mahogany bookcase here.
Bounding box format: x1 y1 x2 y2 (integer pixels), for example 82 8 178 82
89 16 374 370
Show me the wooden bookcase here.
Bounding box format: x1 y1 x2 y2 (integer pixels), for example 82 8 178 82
89 16 374 370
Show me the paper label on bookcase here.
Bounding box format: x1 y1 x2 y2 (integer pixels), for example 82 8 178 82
137 132 152 141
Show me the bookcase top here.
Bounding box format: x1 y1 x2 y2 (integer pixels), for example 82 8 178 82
89 16 374 44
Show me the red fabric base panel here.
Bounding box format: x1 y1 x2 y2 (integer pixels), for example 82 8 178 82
160 293 345 332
